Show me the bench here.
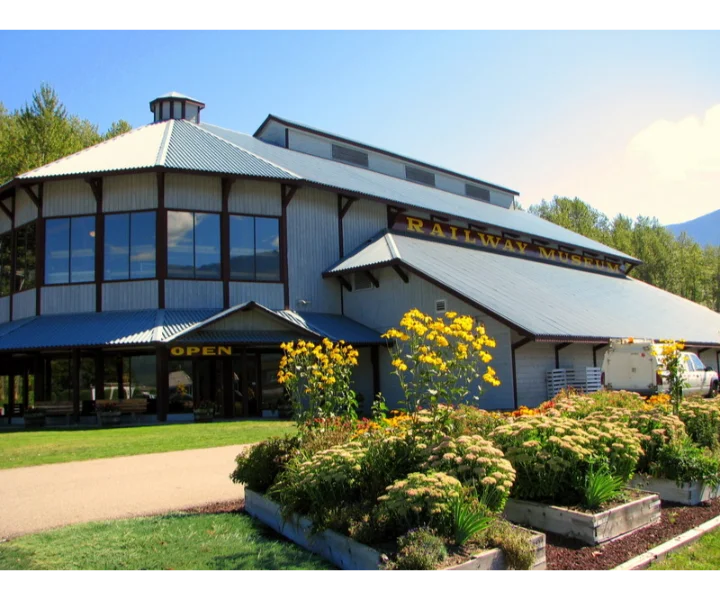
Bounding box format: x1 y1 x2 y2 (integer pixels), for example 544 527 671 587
96 398 148 422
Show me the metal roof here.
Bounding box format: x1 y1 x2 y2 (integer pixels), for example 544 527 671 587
253 114 519 195
325 232 720 346
0 309 218 351
155 91 203 103
201 123 637 263
278 311 385 345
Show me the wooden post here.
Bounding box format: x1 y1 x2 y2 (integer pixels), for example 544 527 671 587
512 338 532 410
71 349 81 423
192 359 200 407
156 346 169 422
94 352 105 404
33 355 45 406
116 355 126 400
22 365 29 411
7 371 15 425
256 353 263 417
241 349 249 418
156 173 166 309
222 355 234 418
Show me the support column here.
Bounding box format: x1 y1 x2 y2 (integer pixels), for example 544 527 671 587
71 349 80 423
22 365 29 412
116 355 126 400
192 360 200 407
156 346 169 422
512 338 532 410
222 356 234 418
241 349 249 418
33 355 45 406
7 369 15 425
94 352 105 405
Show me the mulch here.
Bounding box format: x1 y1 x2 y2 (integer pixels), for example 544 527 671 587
546 498 720 570
181 499 246 515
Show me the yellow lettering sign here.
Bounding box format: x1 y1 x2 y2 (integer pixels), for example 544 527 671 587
430 223 445 237
503 239 515 252
170 347 185 356
169 346 232 357
571 255 582 266
539 247 556 260
515 241 528 254
406 216 424 233
202 347 216 356
464 229 475 244
218 346 231 356
448 226 458 241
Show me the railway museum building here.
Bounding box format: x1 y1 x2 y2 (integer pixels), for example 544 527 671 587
1 92 720 424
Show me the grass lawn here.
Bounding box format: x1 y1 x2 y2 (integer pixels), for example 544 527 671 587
649 527 720 570
0 420 294 469
0 511 330 570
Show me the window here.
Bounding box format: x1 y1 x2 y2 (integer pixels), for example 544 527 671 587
229 216 280 281
466 184 490 202
332 144 369 168
690 354 706 371
0 232 11 297
405 165 435 187
105 212 156 281
45 216 96 284
167 211 220 279
14 222 36 292
353 272 374 291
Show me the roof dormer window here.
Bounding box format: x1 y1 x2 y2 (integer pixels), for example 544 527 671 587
149 92 205 124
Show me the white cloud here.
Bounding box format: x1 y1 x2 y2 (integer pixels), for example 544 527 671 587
626 104 720 182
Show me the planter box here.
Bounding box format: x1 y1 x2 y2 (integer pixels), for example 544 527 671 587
97 411 122 427
245 489 546 570
630 474 720 506
503 492 661 546
24 414 46 429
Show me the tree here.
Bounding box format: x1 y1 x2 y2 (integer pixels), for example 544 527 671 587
0 84 131 182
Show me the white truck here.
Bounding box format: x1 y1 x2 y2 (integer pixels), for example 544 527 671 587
601 338 719 398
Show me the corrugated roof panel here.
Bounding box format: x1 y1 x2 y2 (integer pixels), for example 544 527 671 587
326 234 397 274
159 309 220 340
17 122 170 179
278 311 384 345
180 331 306 344
326 233 720 346
200 123 637 262
165 121 299 179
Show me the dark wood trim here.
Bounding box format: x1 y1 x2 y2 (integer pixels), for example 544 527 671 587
181 101 186 120
281 184 298 208
221 178 234 309
554 342 572 369
71 348 80 423
240 348 249 417
716 350 720 374
156 346 169 422
116 354 126 400
35 183 44 315
22 366 29 410
33 355 45 405
9 194 15 319
94 351 105 401
337 194 344 258
339 196 356 219
387 206 406 229
429 214 449 223
255 352 263 418
511 337 532 409
7 369 15 424
392 265 409 283
22 185 41 208
280 184 297 309
365 271 379 288
157 173 166 309
371 345 380 414
592 343 608 368
338 276 352 292
284 128 289 149
0 198 13 221
90 178 104 312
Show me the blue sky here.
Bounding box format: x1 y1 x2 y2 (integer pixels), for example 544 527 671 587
2 30 719 224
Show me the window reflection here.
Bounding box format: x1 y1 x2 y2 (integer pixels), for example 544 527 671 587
229 215 280 281
105 212 156 281
0 232 12 297
45 216 96 284
168 211 220 280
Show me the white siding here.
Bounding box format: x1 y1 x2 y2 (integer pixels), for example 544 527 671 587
257 121 286 147
0 296 9 323
515 343 556 407
559 344 596 370
102 280 159 311
368 154 405 178
228 180 281 216
103 173 157 213
288 130 332 159
342 268 514 410
42 284 95 314
490 190 514 209
435 174 465 196
229 282 284 309
15 188 38 226
353 347 375 416
207 310 287 332
44 179 96 217
0 210 11 234
165 280 223 309
343 199 387 255
12 289 36 320
287 187 341 314
165 174 221 212
698 348 720 373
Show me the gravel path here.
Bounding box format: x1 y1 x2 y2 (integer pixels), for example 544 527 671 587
0 444 249 540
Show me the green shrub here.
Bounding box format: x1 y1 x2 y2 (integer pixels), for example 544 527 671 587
449 495 492 546
449 405 504 437
229 436 300 493
423 435 515 512
393 527 448 570
480 520 536 570
377 471 462 536
679 400 720 450
583 467 624 510
651 439 720 487
358 432 425 502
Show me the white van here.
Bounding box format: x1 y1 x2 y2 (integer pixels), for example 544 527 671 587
601 338 719 398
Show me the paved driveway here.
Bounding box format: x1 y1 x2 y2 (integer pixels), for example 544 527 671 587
0 444 248 540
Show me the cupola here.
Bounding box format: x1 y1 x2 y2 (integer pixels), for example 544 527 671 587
149 92 205 124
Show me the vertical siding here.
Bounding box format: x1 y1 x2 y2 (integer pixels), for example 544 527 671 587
206 310 287 332
43 179 96 217
102 280 159 311
287 188 341 314
165 280 223 309
368 154 405 178
343 199 387 255
0 296 9 323
42 284 95 314
435 174 465 196
559 344 595 370
256 121 286 147
103 173 158 212
229 282 284 309
343 268 514 410
515 343 556 407
698 349 720 373
490 190 514 209
15 188 38 226
0 210 10 234
288 130 332 159
353 347 375 416
228 180 282 216
12 289 36 320
165 174 221 212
